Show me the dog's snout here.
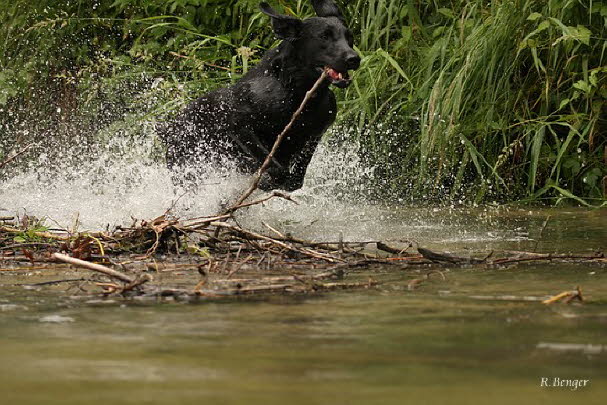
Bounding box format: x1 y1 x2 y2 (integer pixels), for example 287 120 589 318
346 54 361 70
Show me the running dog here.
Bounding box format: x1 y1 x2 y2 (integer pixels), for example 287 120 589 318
160 0 360 191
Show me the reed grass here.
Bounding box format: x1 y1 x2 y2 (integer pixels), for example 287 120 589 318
345 0 606 205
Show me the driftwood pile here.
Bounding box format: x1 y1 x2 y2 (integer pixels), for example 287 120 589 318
1 212 605 301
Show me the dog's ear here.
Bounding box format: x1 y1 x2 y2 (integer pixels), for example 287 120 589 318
311 0 343 19
260 2 303 40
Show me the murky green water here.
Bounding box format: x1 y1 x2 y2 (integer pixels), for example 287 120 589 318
1 207 606 404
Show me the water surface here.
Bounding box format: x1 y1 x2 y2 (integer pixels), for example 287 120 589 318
1 207 605 404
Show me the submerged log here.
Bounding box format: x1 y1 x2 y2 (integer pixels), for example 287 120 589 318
417 247 484 264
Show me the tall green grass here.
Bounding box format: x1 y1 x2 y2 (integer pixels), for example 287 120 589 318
0 0 605 205
345 0 606 205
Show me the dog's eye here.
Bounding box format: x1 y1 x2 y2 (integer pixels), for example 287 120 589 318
321 30 332 40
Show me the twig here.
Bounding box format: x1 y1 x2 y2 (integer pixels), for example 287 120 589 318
211 221 344 263
226 70 328 213
226 191 296 213
467 294 547 302
0 242 54 251
226 254 253 279
52 253 135 283
533 215 551 252
318 279 378 291
0 143 35 170
180 214 232 229
262 222 285 238
543 286 584 305
15 278 90 287
218 269 344 285
490 253 604 265
120 274 153 293
274 234 365 256
0 226 70 241
407 270 446 291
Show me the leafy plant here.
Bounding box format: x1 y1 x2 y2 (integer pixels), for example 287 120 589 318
0 0 605 205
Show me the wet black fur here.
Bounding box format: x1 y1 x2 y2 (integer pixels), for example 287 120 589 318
160 0 360 191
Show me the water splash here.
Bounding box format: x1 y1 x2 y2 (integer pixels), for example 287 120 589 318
0 126 248 229
0 126 374 232
0 124 531 248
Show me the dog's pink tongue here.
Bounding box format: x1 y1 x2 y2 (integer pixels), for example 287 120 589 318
326 68 341 80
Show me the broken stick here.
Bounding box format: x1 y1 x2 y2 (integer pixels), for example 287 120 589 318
225 70 329 213
52 253 135 283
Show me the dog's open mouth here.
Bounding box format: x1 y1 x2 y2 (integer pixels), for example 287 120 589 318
324 67 351 88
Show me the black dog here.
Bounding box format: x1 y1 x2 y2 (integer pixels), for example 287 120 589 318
160 0 360 191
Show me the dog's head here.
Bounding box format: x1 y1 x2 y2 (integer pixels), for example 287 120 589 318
260 0 360 88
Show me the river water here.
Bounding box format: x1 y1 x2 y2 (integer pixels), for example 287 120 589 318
1 206 605 404
1 140 606 404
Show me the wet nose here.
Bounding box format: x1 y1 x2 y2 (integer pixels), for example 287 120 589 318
346 53 361 70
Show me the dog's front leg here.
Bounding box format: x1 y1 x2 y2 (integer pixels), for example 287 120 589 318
284 136 322 191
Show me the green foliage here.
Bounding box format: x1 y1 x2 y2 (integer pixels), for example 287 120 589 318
344 0 606 205
0 0 605 205
12 221 49 243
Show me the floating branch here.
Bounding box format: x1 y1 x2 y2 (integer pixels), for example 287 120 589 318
542 286 584 305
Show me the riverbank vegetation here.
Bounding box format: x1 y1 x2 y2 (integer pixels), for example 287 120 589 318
0 0 605 205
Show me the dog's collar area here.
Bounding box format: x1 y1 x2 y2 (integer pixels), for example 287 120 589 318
322 66 351 88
